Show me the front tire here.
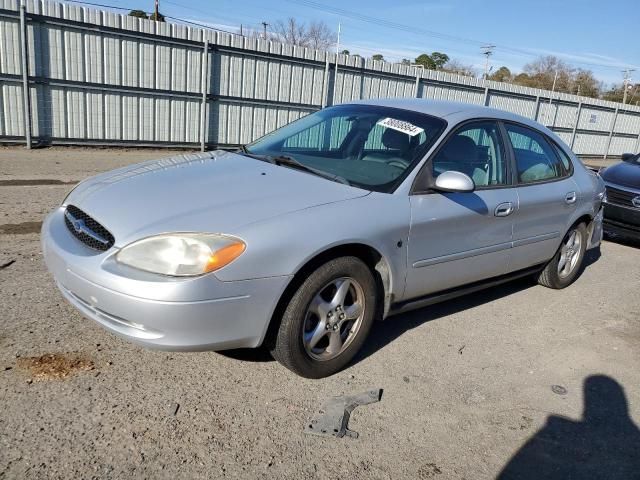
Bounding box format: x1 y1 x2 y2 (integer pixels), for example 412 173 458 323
537 223 587 289
270 256 377 378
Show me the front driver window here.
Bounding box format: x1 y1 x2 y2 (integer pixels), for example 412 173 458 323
431 121 506 187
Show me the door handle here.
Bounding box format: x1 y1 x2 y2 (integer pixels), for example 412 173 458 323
494 202 514 217
565 191 577 204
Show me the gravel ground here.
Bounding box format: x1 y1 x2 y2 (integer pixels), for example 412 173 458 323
1 146 639 480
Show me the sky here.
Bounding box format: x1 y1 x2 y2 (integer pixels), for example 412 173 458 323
96 0 639 86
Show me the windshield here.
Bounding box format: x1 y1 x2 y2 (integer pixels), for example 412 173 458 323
245 104 446 193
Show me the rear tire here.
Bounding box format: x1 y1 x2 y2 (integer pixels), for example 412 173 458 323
538 223 587 289
270 256 377 379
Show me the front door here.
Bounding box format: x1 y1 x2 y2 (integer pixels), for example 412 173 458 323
404 121 517 300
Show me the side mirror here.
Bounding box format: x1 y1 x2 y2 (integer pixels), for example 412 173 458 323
621 153 634 162
433 170 475 193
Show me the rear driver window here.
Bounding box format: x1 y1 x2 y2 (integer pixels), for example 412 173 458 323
505 124 567 184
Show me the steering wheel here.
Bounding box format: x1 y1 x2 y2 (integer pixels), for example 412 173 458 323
386 159 409 170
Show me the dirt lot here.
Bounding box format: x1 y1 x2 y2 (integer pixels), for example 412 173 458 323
1 146 639 479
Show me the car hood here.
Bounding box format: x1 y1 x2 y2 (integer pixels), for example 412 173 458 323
600 161 640 189
65 151 369 246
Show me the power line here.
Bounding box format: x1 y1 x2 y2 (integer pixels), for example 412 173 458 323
287 0 640 72
62 0 239 34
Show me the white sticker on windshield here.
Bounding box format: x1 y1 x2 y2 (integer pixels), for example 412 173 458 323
377 117 424 136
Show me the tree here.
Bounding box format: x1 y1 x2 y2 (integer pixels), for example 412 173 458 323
602 83 639 104
507 55 601 98
149 11 165 22
573 69 602 98
340 49 350 55
414 52 450 70
415 54 436 69
520 55 573 91
128 9 148 19
443 60 476 77
371 54 384 62
488 66 512 83
272 18 336 50
401 58 412 65
430 52 449 69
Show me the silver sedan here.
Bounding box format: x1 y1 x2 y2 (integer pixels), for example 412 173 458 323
42 99 605 378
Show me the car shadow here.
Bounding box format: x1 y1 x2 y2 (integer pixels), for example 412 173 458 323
218 247 602 368
355 246 602 366
217 347 275 363
497 375 640 479
353 275 536 365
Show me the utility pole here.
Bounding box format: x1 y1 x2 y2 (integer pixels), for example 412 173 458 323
481 45 495 79
261 21 269 40
545 70 559 125
622 69 635 104
154 0 159 20
331 22 341 106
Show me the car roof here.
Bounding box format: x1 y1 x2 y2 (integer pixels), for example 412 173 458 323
347 98 554 135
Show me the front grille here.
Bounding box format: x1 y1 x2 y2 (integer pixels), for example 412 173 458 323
605 186 638 208
64 205 115 251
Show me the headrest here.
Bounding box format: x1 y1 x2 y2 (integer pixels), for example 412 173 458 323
382 128 411 151
440 135 478 163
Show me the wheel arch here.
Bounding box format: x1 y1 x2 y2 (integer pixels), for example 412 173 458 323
261 243 393 349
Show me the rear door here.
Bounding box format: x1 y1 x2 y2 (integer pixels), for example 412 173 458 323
504 122 579 271
404 120 517 300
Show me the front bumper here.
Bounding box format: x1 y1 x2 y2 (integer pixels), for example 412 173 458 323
42 208 291 350
587 207 604 249
603 203 640 239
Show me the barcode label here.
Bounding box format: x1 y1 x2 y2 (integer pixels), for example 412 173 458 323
376 117 424 136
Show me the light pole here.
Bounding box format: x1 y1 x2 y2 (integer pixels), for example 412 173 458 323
481 45 495 79
622 69 635 104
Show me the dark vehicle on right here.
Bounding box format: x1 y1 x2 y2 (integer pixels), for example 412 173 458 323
600 153 640 240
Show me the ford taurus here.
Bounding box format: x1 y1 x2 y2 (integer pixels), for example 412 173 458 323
42 99 605 378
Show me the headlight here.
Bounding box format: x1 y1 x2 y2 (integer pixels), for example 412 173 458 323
116 234 246 277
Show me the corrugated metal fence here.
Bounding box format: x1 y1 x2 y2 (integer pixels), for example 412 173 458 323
1 0 640 157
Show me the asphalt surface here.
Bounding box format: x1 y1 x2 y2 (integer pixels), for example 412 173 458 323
1 146 639 479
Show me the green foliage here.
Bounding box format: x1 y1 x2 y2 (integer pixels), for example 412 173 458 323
488 66 512 83
128 9 148 19
340 49 350 55
371 54 384 62
414 52 450 70
149 11 165 22
430 52 449 69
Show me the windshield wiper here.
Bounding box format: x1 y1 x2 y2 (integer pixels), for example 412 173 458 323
237 149 350 186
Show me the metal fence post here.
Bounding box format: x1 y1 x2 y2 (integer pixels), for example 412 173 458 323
483 85 490 106
413 65 424 98
603 107 619 160
199 39 210 152
570 102 582 150
533 95 541 122
19 3 32 149
321 56 329 108
331 55 339 106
